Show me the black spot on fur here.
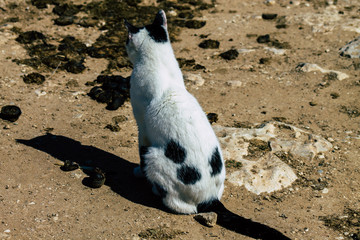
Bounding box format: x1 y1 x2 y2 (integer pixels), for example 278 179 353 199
177 165 201 185
145 24 168 43
140 146 149 171
165 140 186 164
209 147 222 176
153 182 167 198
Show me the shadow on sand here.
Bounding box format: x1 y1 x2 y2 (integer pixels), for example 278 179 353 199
17 133 165 211
17 133 290 239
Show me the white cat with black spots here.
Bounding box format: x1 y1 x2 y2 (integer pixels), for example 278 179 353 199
124 10 290 240
125 10 225 215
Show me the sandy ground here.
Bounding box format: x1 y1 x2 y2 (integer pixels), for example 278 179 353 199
0 0 359 239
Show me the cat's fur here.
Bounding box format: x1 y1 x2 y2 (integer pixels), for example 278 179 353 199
125 10 225 214
125 10 290 240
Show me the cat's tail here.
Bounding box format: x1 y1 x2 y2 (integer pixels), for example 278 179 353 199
197 199 291 240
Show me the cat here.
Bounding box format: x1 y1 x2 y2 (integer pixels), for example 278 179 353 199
125 10 290 240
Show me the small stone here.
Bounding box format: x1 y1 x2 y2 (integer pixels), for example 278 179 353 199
34 89 47 97
339 36 360 58
3 125 10 129
23 73 45 85
54 16 75 26
112 115 128 124
194 212 217 227
309 101 317 106
60 160 79 171
105 124 121 132
198 39 220 49
183 73 205 87
322 188 329 194
259 57 271 65
16 31 46 44
219 49 239 60
66 79 80 88
330 92 340 99
262 13 277 20
264 0 276 6
226 81 242 87
257 34 270 43
87 167 106 188
1 105 22 122
207 113 218 124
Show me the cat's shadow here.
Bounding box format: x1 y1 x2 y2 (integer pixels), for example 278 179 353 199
16 133 165 211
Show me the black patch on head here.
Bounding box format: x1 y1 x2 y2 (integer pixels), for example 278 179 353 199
165 140 186 164
145 24 168 43
140 146 149 171
145 11 168 43
177 165 201 185
209 147 223 176
153 182 167 198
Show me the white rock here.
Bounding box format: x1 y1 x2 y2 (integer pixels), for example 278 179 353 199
339 36 360 58
265 47 286 55
183 73 205 87
296 63 349 80
34 89 46 97
226 81 242 87
213 121 333 194
227 153 297 194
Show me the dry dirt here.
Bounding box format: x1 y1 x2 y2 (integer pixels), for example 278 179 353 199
0 0 359 239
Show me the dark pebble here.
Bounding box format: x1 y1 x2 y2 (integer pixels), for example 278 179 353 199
88 168 106 188
177 58 206 70
106 97 125 111
104 124 121 132
0 105 22 122
199 39 220 49
53 3 81 16
64 59 86 74
256 34 270 43
16 31 46 44
259 57 271 64
60 160 79 171
184 20 206 29
262 13 278 20
219 49 239 60
54 16 75 26
23 72 45 85
207 113 218 124
330 92 340 99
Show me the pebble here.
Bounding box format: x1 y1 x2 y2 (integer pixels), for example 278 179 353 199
0 105 22 122
23 73 45 85
183 73 205 87
295 63 349 80
322 188 329 194
34 89 47 97
219 49 239 60
262 13 277 20
264 0 276 6
194 212 217 227
339 36 360 58
226 80 242 87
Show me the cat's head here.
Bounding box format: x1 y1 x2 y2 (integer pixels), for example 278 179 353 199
125 10 170 64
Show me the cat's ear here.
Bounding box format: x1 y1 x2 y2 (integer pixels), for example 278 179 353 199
153 10 167 29
124 19 140 34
